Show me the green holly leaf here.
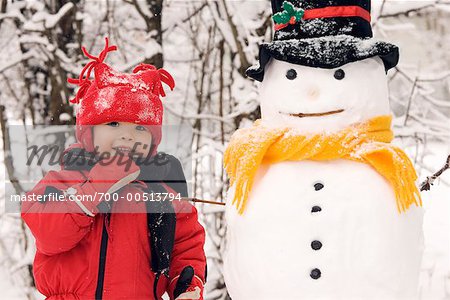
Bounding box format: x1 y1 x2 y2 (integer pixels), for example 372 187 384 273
283 1 295 14
273 11 291 24
272 1 305 25
294 9 305 21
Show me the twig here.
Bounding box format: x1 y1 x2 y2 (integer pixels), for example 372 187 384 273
372 0 386 28
420 155 450 191
162 1 207 34
403 76 417 126
219 0 250 75
182 197 225 206
378 2 437 19
131 0 151 26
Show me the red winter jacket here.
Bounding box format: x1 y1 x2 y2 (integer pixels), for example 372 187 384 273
21 162 206 300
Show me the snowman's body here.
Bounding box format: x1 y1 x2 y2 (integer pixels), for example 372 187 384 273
223 58 424 299
225 160 423 300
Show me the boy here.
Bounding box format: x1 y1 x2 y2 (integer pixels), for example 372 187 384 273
21 38 206 300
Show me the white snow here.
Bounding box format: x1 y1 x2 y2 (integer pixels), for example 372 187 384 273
99 66 151 93
144 38 163 59
94 88 114 113
45 3 74 29
58 113 71 122
137 106 156 122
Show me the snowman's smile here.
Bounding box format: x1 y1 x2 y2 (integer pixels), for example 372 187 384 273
281 109 345 118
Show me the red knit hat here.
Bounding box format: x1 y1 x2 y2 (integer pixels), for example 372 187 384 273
68 37 175 156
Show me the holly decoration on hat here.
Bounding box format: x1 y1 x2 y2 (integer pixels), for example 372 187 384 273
272 1 305 31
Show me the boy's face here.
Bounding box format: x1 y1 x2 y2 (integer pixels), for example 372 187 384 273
93 121 153 158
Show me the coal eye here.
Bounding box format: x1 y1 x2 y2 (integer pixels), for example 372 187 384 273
286 69 297 80
334 69 345 80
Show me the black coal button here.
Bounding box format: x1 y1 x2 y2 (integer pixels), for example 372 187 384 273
311 240 322 250
310 268 321 279
286 69 297 80
311 206 322 213
314 182 324 191
334 69 346 80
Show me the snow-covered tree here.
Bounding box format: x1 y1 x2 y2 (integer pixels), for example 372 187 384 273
0 1 448 299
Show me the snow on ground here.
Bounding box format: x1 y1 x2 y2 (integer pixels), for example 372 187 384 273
418 143 450 300
0 270 25 300
420 180 450 300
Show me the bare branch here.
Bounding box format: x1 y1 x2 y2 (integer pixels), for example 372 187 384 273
379 2 439 19
220 0 250 75
131 0 151 27
420 155 450 191
162 2 207 34
403 76 418 126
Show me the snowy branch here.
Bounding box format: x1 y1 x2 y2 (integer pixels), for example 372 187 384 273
44 2 75 29
0 9 26 23
0 50 35 74
131 0 153 26
420 155 450 191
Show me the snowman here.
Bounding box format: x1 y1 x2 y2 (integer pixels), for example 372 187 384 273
223 1 424 299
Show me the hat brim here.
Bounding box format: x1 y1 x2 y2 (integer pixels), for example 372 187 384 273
246 35 399 82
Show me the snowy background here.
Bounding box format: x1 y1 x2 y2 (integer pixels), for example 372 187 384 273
0 0 449 299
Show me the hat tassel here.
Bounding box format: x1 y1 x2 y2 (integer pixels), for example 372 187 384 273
68 37 118 104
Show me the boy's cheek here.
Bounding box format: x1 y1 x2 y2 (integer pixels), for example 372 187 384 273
137 144 152 156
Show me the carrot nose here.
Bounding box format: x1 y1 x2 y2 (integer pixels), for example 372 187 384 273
307 87 320 100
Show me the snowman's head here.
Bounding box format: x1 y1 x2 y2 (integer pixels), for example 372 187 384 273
258 57 390 134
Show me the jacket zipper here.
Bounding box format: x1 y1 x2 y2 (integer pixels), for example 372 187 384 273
95 213 110 299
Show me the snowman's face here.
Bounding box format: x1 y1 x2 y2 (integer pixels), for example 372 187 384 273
258 57 390 133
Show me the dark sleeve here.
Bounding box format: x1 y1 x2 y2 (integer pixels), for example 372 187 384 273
164 155 188 198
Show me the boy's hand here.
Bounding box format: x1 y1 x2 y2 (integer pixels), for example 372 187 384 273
175 287 201 300
87 154 141 194
68 154 140 216
174 266 202 300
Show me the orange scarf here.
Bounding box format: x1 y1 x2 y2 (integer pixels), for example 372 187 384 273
224 115 422 215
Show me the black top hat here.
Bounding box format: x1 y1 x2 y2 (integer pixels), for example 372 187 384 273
247 0 399 81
